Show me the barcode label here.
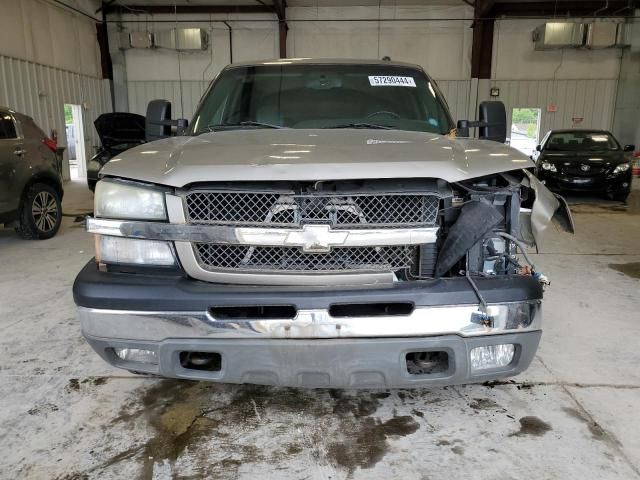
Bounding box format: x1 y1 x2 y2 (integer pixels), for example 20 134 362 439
368 76 416 87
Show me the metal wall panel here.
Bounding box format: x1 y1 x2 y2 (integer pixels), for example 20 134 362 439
0 55 112 181
127 80 210 119
479 78 618 139
436 80 472 124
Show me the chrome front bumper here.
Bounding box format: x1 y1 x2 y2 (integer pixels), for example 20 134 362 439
80 303 542 388
80 302 541 341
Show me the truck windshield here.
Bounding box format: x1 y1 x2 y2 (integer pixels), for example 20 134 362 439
190 64 454 135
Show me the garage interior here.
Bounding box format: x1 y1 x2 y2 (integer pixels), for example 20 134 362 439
1 0 640 478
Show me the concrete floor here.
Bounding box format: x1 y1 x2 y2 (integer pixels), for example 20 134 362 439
1 180 639 480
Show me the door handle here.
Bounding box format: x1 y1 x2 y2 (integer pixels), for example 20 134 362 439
14 148 26 156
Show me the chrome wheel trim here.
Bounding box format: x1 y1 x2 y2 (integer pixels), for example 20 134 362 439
31 191 59 232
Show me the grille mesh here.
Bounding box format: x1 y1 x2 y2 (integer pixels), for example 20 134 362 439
194 244 418 273
185 191 439 228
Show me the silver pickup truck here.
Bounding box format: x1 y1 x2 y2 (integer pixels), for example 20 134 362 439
73 59 573 388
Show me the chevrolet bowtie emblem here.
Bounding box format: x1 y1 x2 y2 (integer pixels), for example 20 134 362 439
284 224 349 253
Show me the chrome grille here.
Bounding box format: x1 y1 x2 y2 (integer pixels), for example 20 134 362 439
185 191 439 228
194 243 418 273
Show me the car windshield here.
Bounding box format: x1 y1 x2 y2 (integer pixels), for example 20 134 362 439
190 64 454 135
545 132 619 151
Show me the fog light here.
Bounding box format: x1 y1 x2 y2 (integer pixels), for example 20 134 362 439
113 347 158 364
470 344 515 371
96 235 176 266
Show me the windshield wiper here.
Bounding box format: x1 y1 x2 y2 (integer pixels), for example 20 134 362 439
323 123 391 130
202 121 285 132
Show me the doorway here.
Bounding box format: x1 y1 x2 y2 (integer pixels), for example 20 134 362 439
64 104 86 180
510 108 541 156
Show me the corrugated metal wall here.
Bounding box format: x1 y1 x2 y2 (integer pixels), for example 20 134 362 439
436 80 472 124
0 54 112 180
127 80 209 120
479 79 619 137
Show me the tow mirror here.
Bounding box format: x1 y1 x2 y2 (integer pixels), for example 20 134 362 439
456 101 507 144
623 144 635 152
478 101 506 143
146 100 172 142
145 99 189 141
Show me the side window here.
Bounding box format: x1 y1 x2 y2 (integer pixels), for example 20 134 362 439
0 112 17 139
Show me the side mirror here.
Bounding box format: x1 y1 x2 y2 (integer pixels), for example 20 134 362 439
623 144 635 152
146 100 172 142
456 101 507 143
478 101 506 143
536 145 542 152
145 100 190 140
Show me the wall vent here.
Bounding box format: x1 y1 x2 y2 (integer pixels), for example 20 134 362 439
533 22 585 50
585 23 627 49
154 28 209 51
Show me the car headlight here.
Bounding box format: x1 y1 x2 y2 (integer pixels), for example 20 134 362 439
612 163 630 174
540 162 557 172
95 180 167 220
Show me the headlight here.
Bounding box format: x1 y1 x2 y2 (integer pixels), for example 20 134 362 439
540 162 557 172
612 163 630 174
95 180 167 220
96 235 176 266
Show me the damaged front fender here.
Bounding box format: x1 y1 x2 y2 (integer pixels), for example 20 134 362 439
519 170 574 247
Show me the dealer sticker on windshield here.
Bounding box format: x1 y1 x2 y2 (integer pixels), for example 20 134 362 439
368 76 416 87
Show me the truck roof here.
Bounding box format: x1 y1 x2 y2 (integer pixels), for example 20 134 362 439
226 58 423 70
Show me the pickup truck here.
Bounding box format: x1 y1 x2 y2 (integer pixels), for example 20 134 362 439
73 59 573 388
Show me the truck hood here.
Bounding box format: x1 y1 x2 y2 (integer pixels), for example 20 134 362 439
101 129 534 187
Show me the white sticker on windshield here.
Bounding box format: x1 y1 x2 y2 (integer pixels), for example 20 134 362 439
368 76 416 87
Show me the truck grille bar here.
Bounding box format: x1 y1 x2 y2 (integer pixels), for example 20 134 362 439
184 190 439 229
194 244 418 273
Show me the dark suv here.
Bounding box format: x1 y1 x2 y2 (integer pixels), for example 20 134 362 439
0 107 63 239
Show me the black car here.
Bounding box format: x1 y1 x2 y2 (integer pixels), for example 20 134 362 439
87 113 146 191
533 129 634 202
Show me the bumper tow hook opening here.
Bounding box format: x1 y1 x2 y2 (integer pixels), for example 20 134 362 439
406 351 449 375
180 351 222 372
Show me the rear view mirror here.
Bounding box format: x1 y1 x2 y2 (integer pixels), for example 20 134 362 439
478 101 507 144
146 100 172 142
536 144 542 152
624 144 635 152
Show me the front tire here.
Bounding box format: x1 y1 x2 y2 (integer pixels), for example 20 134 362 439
609 189 630 203
16 183 62 239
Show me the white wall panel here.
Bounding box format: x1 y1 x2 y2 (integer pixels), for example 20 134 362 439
127 80 209 120
492 19 622 80
0 0 101 77
287 5 473 80
436 80 471 123
0 55 112 180
477 79 618 140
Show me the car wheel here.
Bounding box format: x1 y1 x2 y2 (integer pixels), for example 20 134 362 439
16 183 62 239
609 189 630 203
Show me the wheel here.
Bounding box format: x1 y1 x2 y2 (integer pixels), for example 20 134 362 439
16 183 62 239
609 189 630 203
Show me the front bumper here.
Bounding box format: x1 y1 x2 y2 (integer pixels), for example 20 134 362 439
74 261 543 388
538 170 632 193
